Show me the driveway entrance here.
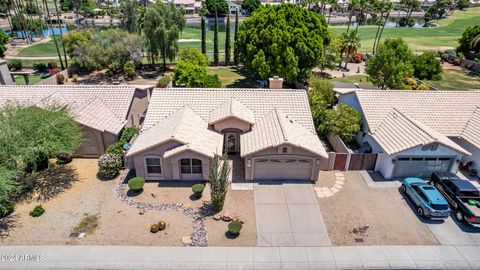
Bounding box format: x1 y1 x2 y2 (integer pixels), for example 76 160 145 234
253 182 332 247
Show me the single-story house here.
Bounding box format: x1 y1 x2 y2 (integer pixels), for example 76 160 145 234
0 85 151 157
337 89 480 179
125 88 328 181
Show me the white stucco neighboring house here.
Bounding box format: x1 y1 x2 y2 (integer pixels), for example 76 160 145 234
125 88 328 182
0 85 151 157
336 89 480 179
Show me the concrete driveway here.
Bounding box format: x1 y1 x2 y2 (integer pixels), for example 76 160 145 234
254 182 332 247
426 217 480 246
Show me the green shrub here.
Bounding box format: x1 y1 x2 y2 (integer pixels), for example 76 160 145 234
98 153 123 179
29 205 45 217
128 177 145 192
192 183 205 198
119 127 137 144
33 63 48 73
8 60 22 71
56 152 73 165
123 61 136 79
416 83 430 90
150 223 159 233
228 220 243 235
156 75 171 88
105 142 124 156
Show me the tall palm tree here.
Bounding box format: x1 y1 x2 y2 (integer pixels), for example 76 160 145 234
375 2 393 53
372 0 386 53
42 0 64 69
53 0 67 67
327 0 338 24
343 31 361 70
11 0 30 43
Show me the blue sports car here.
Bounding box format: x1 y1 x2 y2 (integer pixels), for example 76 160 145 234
401 177 451 219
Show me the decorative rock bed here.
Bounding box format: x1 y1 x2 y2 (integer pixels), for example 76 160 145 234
115 170 208 247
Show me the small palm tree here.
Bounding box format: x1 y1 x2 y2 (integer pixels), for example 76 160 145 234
471 33 480 52
343 31 361 70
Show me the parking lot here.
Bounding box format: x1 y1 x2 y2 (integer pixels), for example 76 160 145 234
316 171 480 246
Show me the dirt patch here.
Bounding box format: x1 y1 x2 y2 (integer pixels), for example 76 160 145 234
67 68 171 86
442 62 462 70
318 171 439 246
316 171 339 189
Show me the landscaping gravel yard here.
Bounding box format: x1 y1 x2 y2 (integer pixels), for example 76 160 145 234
317 171 439 246
1 159 256 246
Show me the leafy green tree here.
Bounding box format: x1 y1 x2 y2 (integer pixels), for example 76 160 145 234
63 28 94 57
213 12 219 66
325 105 361 142
0 30 8 58
400 0 420 26
80 0 95 15
121 0 139 33
412 51 442 81
308 76 336 106
236 4 330 83
141 1 186 68
457 25 480 54
366 38 414 89
0 105 81 173
173 48 221 87
208 154 231 212
225 15 231 65
0 168 18 217
205 0 228 15
320 30 342 73
233 10 239 65
241 0 260 14
457 0 470 10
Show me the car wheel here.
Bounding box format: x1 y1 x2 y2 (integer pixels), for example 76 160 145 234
417 207 424 217
455 211 464 222
401 184 407 193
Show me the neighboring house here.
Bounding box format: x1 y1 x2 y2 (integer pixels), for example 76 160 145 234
125 88 328 181
0 85 151 157
337 89 480 179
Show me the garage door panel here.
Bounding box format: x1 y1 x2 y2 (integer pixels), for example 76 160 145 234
254 158 312 180
393 157 453 179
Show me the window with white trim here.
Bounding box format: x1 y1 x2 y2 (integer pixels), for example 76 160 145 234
180 158 203 174
145 157 162 174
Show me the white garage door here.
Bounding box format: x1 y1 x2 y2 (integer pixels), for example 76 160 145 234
254 158 313 180
392 157 453 179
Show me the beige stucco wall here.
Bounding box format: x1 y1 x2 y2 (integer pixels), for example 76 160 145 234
126 90 149 128
75 126 118 158
126 140 211 181
243 143 325 181
213 117 251 133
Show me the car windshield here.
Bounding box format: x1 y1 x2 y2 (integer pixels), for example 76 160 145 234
431 204 449 211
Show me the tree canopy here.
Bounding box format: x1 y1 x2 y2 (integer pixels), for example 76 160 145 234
121 0 140 33
241 0 261 14
141 1 185 68
366 38 414 89
236 4 330 83
173 48 221 87
412 51 442 81
457 25 480 54
0 30 8 58
205 0 228 15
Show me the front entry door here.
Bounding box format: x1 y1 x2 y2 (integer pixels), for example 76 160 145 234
225 132 239 154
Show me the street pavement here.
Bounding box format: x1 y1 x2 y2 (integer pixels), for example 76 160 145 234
0 245 479 269
254 182 331 247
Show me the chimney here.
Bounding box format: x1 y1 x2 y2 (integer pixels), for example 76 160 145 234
269 76 283 89
0 60 15 85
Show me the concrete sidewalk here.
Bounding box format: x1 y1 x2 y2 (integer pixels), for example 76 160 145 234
0 245 479 269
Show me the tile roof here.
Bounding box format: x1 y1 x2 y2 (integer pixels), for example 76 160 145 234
372 108 470 155
142 88 316 133
126 105 223 157
0 85 137 134
461 107 480 149
241 109 328 158
351 90 480 153
209 98 255 125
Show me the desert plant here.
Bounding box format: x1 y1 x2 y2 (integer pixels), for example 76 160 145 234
98 153 123 179
208 154 231 212
123 61 136 79
128 177 145 192
416 83 430 90
192 183 205 199
56 73 66 84
158 220 166 230
8 60 22 71
33 63 48 73
156 75 171 88
150 224 159 233
228 220 242 235
56 152 73 165
74 214 99 234
29 205 45 217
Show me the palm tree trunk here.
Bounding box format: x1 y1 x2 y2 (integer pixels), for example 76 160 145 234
376 11 390 53
53 0 67 68
346 12 353 35
372 11 383 54
34 0 46 37
327 8 332 24
12 0 30 43
43 0 64 70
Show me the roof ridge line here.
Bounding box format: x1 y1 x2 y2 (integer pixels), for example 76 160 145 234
391 107 438 141
171 105 190 139
460 106 480 136
274 108 288 142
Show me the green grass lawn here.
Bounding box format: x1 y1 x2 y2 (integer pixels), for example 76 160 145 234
332 7 480 52
329 74 375 88
14 74 44 85
426 69 480 90
207 66 257 88
17 39 65 57
180 27 234 53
